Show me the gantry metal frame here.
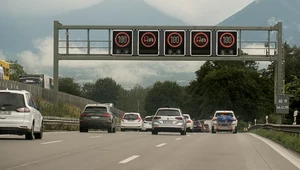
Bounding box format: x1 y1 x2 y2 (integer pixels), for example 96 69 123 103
53 21 284 123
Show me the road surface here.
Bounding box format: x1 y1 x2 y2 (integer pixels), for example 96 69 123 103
0 131 299 170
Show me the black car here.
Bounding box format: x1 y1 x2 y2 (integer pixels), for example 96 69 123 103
193 120 203 132
79 104 117 133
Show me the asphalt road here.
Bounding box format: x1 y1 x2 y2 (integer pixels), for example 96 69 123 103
0 131 299 170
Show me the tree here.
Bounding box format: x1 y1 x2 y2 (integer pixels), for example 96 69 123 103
7 60 26 81
187 60 274 122
58 77 81 96
82 77 122 104
144 81 185 116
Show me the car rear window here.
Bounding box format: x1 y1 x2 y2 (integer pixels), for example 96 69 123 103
215 112 234 117
124 114 139 120
184 115 190 119
84 106 108 113
0 92 25 110
193 121 200 125
145 117 152 121
156 110 181 116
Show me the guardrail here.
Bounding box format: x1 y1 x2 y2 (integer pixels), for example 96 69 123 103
249 124 300 134
43 116 121 131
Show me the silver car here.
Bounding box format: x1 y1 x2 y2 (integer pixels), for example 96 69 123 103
152 108 186 135
211 110 238 134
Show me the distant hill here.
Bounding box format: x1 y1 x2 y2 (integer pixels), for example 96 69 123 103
218 0 300 45
0 0 186 57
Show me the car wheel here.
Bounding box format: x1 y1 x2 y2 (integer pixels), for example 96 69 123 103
34 122 43 139
233 127 238 134
80 127 88 133
152 130 158 135
108 126 113 133
180 130 186 135
211 127 216 134
25 123 34 140
113 127 116 133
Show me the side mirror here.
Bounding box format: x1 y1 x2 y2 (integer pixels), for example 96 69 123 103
236 116 240 119
37 106 43 111
209 116 213 119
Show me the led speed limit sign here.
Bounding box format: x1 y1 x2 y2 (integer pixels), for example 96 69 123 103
112 30 133 55
216 30 238 56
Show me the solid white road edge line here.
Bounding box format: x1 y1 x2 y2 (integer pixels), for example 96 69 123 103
41 140 63 145
249 133 300 169
156 143 167 147
119 155 140 164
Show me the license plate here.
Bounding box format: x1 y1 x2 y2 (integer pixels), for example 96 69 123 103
0 111 11 115
91 116 100 119
163 120 172 124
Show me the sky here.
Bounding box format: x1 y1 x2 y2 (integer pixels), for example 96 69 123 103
1 0 272 88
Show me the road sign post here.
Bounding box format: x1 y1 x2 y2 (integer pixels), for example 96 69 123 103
112 30 133 55
164 30 185 56
216 31 238 56
190 30 211 56
138 30 159 55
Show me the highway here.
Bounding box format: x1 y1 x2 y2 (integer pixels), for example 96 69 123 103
0 131 299 170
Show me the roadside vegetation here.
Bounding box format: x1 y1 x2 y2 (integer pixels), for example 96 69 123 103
251 129 300 154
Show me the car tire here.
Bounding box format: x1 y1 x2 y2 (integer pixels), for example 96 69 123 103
180 130 186 135
152 130 158 135
25 123 34 140
233 126 238 134
108 126 113 133
113 127 116 133
34 123 43 139
211 126 216 134
80 127 88 133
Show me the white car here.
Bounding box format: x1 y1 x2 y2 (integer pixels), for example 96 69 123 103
183 114 194 132
211 110 238 134
142 116 153 131
0 89 43 140
121 112 143 131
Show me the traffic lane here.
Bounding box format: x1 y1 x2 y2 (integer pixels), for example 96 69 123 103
0 131 139 169
2 131 191 170
119 133 300 170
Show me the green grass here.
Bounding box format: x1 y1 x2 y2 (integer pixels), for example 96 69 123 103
36 98 81 118
251 129 300 154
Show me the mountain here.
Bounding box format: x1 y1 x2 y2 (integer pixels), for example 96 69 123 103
0 0 186 57
218 0 300 45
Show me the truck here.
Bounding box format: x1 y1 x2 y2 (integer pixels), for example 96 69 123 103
19 74 54 89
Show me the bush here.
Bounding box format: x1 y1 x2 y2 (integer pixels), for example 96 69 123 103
36 98 81 118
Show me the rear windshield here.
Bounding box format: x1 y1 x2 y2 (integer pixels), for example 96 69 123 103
156 110 181 116
216 112 234 117
145 117 153 121
193 121 200 125
184 115 190 119
84 106 108 113
124 114 139 120
0 92 25 110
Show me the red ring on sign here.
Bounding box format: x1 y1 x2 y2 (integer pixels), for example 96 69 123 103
219 32 235 48
141 32 157 48
193 32 209 48
114 32 130 48
167 32 183 48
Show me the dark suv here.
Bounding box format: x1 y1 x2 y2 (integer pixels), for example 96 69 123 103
79 104 117 133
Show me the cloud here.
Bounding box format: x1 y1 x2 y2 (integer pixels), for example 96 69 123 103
18 35 202 87
0 0 104 16
0 50 7 61
144 0 254 25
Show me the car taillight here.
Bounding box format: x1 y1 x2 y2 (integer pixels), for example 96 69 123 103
212 117 217 121
153 116 161 119
80 113 88 117
101 113 111 117
16 107 30 112
233 117 237 121
175 117 183 120
187 120 191 123
138 116 142 122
